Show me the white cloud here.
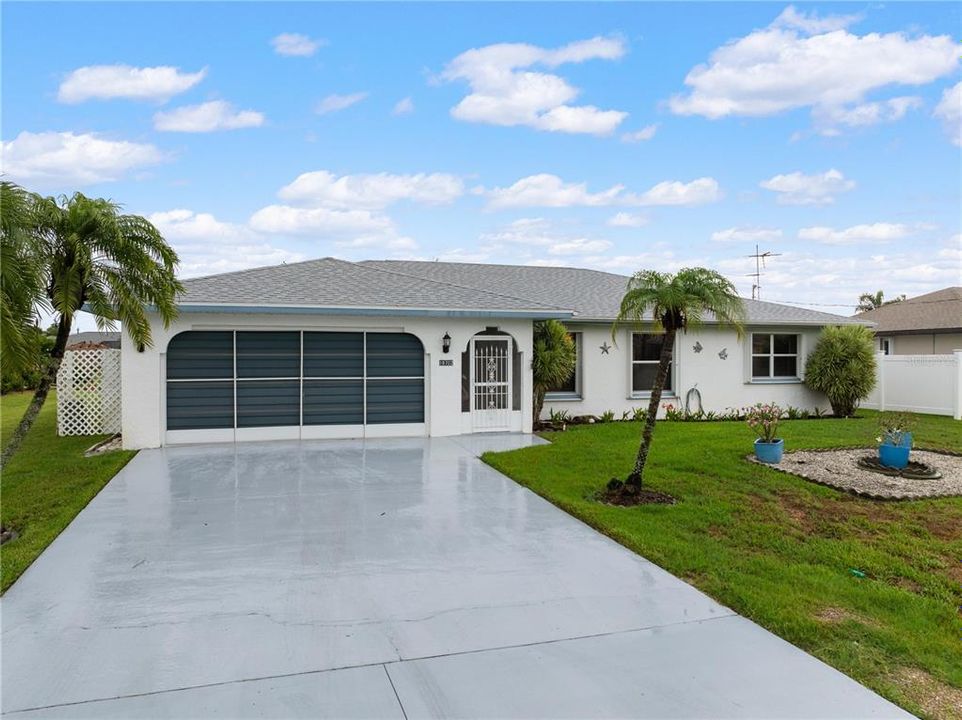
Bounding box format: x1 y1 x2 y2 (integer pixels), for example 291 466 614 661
336 235 418 252
934 81 962 147
637 177 721 206
717 248 958 310
580 251 694 273
669 10 958 129
759 169 855 205
277 170 464 209
485 174 628 209
441 36 628 135
147 209 306 277
815 96 921 132
621 125 658 143
1 130 165 186
58 64 207 103
484 174 721 209
771 6 861 34
271 33 324 57
711 226 783 242
315 92 368 115
548 238 612 255
153 100 265 132
798 223 912 245
607 212 649 227
392 97 415 115
248 205 394 236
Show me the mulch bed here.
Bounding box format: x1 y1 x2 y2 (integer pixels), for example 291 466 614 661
597 485 676 506
1 526 19 545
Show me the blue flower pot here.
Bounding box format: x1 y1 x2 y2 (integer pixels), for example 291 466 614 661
898 432 913 449
879 442 910 469
754 438 784 464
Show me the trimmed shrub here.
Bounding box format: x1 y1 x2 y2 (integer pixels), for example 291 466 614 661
804 325 877 417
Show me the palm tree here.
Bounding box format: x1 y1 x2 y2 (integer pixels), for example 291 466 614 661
1 190 183 465
1 181 45 374
532 319 577 422
857 290 905 312
613 268 745 491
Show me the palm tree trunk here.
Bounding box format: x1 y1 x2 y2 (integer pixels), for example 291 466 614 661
626 327 676 490
1 314 72 466
533 386 546 425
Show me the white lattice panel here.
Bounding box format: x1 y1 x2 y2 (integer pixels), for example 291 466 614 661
57 349 122 436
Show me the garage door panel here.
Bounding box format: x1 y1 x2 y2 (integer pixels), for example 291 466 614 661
236 380 299 427
366 379 425 424
303 333 363 377
366 334 423 377
303 380 364 425
167 382 233 430
166 331 233 380
236 332 300 378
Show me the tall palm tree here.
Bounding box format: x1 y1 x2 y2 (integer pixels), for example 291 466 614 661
1 190 183 465
613 268 745 491
532 319 577 422
1 181 45 374
856 290 905 312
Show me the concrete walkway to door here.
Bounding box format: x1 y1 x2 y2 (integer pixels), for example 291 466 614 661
3 435 908 718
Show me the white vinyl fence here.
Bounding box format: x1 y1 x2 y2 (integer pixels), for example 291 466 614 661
861 351 962 419
57 349 122 435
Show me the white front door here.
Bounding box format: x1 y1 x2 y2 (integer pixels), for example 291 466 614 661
471 337 512 431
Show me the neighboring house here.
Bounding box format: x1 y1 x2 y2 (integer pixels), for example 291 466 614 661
855 287 962 355
66 331 121 349
121 258 862 449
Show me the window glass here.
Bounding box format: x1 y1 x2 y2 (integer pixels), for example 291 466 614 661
752 356 771 377
773 356 797 377
773 334 798 354
751 334 770 354
631 333 671 392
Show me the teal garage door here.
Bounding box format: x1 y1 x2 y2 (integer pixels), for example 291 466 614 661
166 331 424 431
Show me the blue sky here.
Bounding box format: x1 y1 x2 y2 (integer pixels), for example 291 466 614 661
3 1 960 319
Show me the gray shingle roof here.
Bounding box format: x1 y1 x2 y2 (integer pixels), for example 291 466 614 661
66 331 121 348
854 287 962 333
177 256 861 325
363 260 863 325
178 257 571 317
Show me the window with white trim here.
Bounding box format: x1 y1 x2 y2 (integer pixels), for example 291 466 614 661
546 332 580 396
632 333 671 393
751 333 799 379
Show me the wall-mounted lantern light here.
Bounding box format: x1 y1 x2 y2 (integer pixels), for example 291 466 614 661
442 332 451 354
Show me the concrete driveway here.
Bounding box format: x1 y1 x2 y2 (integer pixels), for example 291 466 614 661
3 435 908 718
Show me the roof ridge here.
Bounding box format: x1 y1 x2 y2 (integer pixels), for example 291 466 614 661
181 256 341 283
355 260 573 312
367 258 632 281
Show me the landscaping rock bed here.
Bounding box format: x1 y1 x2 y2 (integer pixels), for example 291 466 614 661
748 448 962 500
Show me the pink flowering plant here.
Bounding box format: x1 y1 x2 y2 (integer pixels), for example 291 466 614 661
745 403 783 443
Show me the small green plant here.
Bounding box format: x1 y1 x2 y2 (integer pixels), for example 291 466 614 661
631 407 647 422
877 412 913 446
662 402 683 421
548 408 571 424
804 325 877 417
746 403 783 443
599 410 615 423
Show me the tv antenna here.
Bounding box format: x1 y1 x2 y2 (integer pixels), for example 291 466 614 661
745 244 781 300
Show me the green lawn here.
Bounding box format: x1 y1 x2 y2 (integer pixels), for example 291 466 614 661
1 391 136 593
484 413 962 720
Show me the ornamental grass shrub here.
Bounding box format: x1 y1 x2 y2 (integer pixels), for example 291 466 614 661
804 325 877 418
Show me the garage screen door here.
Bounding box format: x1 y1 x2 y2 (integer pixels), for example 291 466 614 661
166 331 424 431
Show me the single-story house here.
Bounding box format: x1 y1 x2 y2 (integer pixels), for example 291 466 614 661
121 258 863 449
66 331 121 349
854 287 962 355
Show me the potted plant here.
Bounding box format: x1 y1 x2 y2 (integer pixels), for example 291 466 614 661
747 403 784 463
877 413 913 469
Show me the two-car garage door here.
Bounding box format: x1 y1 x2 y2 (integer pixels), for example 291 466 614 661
166 331 425 442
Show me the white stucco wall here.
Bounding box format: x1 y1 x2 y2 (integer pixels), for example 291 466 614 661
122 311 533 449
542 323 830 419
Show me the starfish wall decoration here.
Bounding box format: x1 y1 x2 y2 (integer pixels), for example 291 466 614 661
600 342 611 355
